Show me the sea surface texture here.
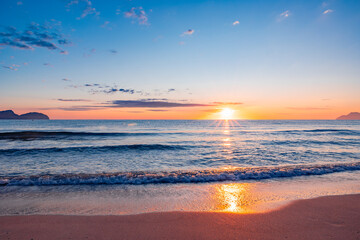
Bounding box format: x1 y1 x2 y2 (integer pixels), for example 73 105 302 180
0 120 359 186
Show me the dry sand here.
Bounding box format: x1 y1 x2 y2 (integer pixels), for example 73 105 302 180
0 194 359 240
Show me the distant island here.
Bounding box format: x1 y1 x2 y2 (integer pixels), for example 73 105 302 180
0 110 49 120
336 112 360 120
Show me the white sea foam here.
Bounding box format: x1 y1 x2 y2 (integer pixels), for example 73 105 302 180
1 162 359 186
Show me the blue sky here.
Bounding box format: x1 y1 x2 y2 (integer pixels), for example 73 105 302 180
0 0 359 119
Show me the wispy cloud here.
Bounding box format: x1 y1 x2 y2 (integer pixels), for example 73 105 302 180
124 7 149 25
323 9 334 14
0 22 71 53
141 98 169 101
82 83 139 95
48 98 244 112
278 10 291 21
68 83 184 97
3 65 19 71
111 100 212 108
56 106 102 111
100 21 113 30
49 99 213 111
181 29 195 36
147 109 169 112
66 0 100 19
57 98 91 102
232 21 240 26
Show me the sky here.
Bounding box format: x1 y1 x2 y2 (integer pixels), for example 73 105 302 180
0 0 359 120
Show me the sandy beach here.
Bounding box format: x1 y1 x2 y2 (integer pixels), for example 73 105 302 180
0 194 359 240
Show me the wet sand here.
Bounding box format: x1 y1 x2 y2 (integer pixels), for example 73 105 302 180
0 194 359 240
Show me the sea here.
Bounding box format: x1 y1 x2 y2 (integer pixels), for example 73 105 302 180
0 120 359 215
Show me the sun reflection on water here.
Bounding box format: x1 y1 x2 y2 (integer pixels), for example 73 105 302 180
216 183 253 213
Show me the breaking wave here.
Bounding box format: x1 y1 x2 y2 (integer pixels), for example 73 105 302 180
1 162 359 186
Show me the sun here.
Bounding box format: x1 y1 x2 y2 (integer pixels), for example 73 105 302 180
219 108 235 120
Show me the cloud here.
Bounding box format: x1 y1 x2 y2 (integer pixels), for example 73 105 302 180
82 83 137 95
69 83 181 97
181 29 194 36
3 65 18 71
0 23 70 53
103 88 135 94
147 109 169 112
58 39 71 45
232 21 240 26
58 106 102 111
278 10 291 21
323 9 334 14
141 98 169 101
124 7 149 25
101 21 110 29
57 98 90 102
49 99 212 112
66 0 100 19
110 100 212 108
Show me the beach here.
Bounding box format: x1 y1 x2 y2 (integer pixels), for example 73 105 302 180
0 194 359 240
2 0 360 238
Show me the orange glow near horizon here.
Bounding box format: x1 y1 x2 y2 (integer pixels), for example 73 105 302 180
219 108 235 120
7 101 358 120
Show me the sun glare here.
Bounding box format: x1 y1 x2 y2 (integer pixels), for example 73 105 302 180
219 108 235 120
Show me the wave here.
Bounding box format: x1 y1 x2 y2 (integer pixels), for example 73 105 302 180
0 144 189 155
1 162 359 186
277 129 360 135
263 139 360 146
0 131 160 141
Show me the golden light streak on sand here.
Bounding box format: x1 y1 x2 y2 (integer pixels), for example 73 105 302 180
216 183 254 213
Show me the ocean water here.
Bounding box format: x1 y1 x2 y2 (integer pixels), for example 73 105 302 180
0 120 359 215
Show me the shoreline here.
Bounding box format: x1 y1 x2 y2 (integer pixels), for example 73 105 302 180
0 194 359 240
